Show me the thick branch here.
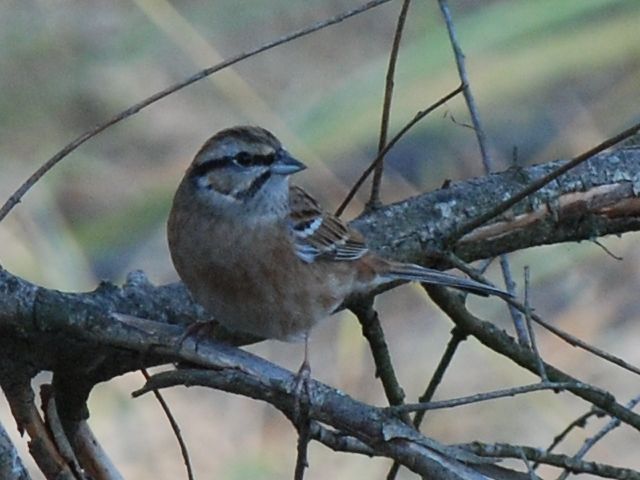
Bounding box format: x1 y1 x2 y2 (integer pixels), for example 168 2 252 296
1 148 639 478
0 422 31 480
352 147 640 266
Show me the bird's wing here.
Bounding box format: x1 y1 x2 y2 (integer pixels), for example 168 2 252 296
288 185 368 263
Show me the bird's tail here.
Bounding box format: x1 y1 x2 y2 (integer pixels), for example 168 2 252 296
383 261 512 299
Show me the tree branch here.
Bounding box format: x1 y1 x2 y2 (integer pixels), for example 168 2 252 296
424 286 640 432
2 147 640 478
0 421 31 480
352 147 640 266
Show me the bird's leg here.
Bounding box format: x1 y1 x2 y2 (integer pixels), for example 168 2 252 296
176 320 218 353
292 334 311 477
292 334 311 425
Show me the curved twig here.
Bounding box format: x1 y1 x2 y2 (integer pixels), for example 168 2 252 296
336 84 464 216
389 382 599 415
369 0 412 208
140 369 194 480
0 0 393 223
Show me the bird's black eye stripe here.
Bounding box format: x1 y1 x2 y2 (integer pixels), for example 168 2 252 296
189 158 230 178
190 152 276 179
234 152 275 167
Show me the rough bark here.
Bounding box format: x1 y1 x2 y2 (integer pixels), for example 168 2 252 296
1 147 639 479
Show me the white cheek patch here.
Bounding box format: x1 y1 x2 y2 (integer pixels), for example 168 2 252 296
196 178 239 205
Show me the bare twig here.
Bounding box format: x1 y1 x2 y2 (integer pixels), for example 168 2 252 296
140 369 194 480
369 0 412 209
500 255 528 344
425 285 640 432
438 0 529 344
0 0 393 223
389 382 596 415
527 310 640 377
413 328 466 426
0 375 77 480
445 254 640 378
308 422 373 456
336 84 464 216
40 386 84 479
464 443 640 480
387 327 466 480
541 409 601 462
73 421 125 480
437 0 491 172
523 267 547 381
591 239 623 261
449 119 640 241
556 394 640 480
516 447 537 480
349 297 407 414
133 367 497 477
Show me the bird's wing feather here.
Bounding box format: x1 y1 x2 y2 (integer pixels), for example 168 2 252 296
288 185 368 263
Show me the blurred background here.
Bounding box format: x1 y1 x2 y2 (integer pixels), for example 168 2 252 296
1 0 640 478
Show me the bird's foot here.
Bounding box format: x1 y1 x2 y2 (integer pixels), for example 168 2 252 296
176 320 218 353
292 359 311 427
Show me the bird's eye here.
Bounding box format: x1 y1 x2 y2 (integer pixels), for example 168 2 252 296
234 152 253 167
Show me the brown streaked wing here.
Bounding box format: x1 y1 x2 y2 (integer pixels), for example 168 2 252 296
288 185 368 263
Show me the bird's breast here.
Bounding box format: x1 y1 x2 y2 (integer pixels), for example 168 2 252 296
170 213 348 341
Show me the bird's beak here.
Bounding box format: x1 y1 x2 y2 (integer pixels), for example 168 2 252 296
270 149 307 176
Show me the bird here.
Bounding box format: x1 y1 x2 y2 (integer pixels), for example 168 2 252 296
167 126 509 373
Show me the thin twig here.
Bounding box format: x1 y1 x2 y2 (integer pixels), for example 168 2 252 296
369 0 412 209
73 421 125 480
0 375 76 479
387 327 466 480
449 119 640 242
516 447 537 480
412 328 466 428
349 297 407 414
549 411 601 452
445 254 640 378
437 0 492 172
438 0 527 343
389 381 594 415
524 267 547 381
500 255 528 344
557 394 640 480
140 369 194 480
464 442 640 480
591 239 623 261
335 84 464 216
0 0 393 223
425 285 640 431
528 310 640 377
534 409 600 469
40 386 84 479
